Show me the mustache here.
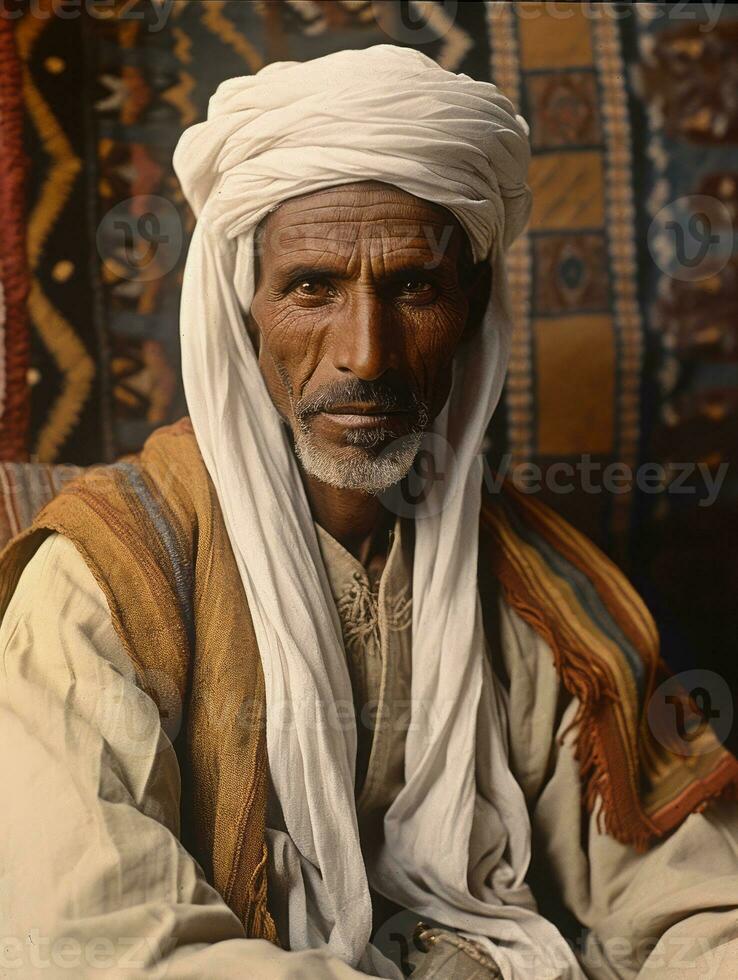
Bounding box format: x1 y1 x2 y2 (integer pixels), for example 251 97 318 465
294 378 427 421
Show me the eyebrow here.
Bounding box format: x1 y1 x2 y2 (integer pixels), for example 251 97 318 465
273 259 454 285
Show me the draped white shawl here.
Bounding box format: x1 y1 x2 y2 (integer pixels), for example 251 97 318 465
173 44 584 980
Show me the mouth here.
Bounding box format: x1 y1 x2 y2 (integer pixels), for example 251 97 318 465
318 404 411 429
320 402 402 428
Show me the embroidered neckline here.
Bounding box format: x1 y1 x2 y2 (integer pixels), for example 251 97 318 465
336 571 412 658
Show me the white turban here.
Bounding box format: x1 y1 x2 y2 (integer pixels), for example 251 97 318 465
173 44 584 980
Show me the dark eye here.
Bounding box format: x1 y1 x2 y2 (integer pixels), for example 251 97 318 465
290 277 334 300
396 277 437 301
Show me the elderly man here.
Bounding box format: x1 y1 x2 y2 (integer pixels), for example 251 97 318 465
0 46 737 980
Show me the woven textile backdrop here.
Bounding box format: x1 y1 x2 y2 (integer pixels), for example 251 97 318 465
5 0 738 693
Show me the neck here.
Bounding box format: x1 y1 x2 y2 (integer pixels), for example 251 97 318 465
299 467 395 567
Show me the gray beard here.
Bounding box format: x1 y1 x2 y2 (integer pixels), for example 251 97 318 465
293 428 424 494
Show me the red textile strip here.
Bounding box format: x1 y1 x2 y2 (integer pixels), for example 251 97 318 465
0 17 30 461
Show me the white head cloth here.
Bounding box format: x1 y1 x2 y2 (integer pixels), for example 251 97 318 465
173 45 584 980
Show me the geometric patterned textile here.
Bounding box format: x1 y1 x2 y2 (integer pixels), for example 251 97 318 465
486 2 644 556
630 4 738 695
16 0 99 464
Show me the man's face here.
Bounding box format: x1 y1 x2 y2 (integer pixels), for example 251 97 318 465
247 180 489 493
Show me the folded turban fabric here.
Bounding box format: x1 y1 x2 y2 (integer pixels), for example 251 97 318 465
173 45 585 980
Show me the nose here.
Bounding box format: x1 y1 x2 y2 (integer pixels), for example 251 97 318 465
331 286 399 381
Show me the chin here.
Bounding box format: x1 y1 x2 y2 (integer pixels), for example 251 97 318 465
293 431 422 494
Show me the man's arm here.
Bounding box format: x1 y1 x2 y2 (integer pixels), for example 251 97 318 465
0 531 370 979
500 600 738 980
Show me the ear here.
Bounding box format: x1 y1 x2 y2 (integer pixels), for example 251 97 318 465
462 260 492 342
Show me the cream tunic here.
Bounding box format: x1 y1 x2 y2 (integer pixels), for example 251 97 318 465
0 528 737 979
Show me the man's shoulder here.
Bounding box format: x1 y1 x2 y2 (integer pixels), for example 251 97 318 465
479 479 738 847
47 416 208 530
125 415 205 487
478 477 660 716
479 478 658 657
139 415 199 455
0 418 208 663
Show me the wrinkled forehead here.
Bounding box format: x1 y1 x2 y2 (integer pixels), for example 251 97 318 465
254 180 471 272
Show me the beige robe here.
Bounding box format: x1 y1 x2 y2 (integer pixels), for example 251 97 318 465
0 524 736 979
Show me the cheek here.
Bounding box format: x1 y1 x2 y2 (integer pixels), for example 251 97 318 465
254 301 327 399
404 299 468 405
